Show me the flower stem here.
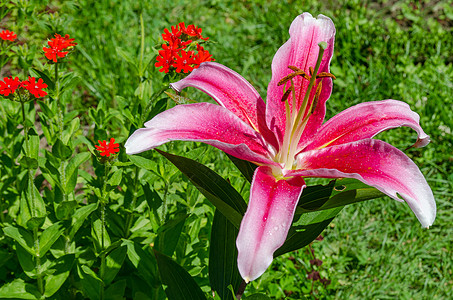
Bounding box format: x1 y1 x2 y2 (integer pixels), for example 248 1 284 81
235 280 247 300
99 163 110 300
33 227 44 295
124 166 139 238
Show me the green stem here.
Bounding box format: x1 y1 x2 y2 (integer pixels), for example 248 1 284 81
34 228 44 295
124 166 139 238
139 13 145 77
99 163 110 300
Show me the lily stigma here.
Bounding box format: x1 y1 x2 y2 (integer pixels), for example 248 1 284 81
125 13 436 282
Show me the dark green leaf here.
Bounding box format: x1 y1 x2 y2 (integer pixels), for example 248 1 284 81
274 208 342 257
39 222 65 257
44 254 75 297
244 293 272 300
92 218 111 252
209 210 242 300
154 249 206 300
155 213 186 256
65 152 91 194
227 154 257 183
19 156 38 170
104 245 127 285
105 279 127 300
52 138 72 160
107 168 123 186
156 150 247 228
16 244 36 278
123 239 160 287
296 178 384 213
3 226 35 255
79 265 102 300
56 200 78 220
69 203 98 239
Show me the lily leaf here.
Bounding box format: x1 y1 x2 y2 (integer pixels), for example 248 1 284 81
227 154 256 183
156 149 247 228
296 178 384 214
209 210 242 300
154 249 206 300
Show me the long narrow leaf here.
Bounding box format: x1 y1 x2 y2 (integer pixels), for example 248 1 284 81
154 249 206 300
209 210 242 300
156 150 247 227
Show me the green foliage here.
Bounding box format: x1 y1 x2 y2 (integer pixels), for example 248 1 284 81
0 0 451 299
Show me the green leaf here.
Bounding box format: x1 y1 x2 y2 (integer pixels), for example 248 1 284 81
104 245 127 285
52 138 72 160
296 178 384 213
274 208 342 257
79 265 102 300
92 218 111 252
155 213 186 256
19 156 38 170
16 244 37 278
209 210 242 300
105 279 127 300
39 222 65 257
65 152 91 194
37 98 56 118
62 117 80 145
123 239 160 287
154 249 206 300
227 154 257 183
44 254 75 297
128 155 157 172
0 278 41 299
69 203 98 239
156 150 247 228
244 293 272 300
56 200 78 220
107 168 123 186
19 176 46 230
3 226 35 255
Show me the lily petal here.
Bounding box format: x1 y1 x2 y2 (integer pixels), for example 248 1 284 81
293 139 436 228
170 62 278 150
303 100 430 151
125 103 276 165
236 166 305 282
266 13 335 145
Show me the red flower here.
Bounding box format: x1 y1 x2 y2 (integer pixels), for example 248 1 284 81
173 50 195 73
156 23 213 73
193 45 214 67
155 44 175 73
43 33 77 62
184 24 208 41
0 30 16 41
23 77 48 98
0 77 21 96
95 138 120 157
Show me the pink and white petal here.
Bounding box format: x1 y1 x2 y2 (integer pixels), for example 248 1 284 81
292 139 436 228
236 166 306 282
170 62 278 149
266 13 335 145
303 100 430 151
125 103 276 165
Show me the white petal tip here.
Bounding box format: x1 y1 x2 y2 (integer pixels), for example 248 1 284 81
244 277 250 284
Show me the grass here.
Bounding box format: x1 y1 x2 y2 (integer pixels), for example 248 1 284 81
2 0 452 298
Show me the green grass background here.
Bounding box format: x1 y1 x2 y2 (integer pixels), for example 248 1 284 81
3 0 453 298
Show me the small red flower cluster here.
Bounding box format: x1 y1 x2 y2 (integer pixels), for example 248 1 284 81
43 34 77 63
155 22 214 73
0 76 48 99
0 30 16 41
95 138 120 157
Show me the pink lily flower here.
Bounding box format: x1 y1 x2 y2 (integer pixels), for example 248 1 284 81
125 13 436 282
